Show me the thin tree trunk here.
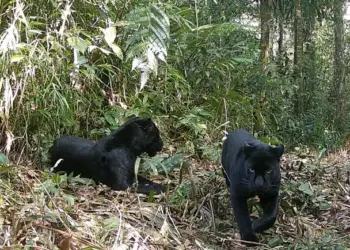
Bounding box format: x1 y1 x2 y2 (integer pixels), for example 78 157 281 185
255 0 272 132
277 13 284 73
260 0 272 73
332 0 346 131
303 0 316 111
293 0 304 115
277 20 283 57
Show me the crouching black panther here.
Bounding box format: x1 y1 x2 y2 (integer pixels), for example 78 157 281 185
48 116 164 194
221 129 284 244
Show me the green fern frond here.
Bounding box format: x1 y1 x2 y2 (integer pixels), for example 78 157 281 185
122 4 170 90
125 41 149 61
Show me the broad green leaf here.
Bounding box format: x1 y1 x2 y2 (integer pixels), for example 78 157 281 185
44 211 59 223
298 182 314 196
318 202 331 211
0 153 9 164
88 45 112 55
157 153 184 174
10 55 24 63
109 43 123 60
0 165 11 175
67 37 89 53
141 153 184 175
77 56 88 65
103 27 116 45
50 41 61 51
268 237 282 246
197 123 207 130
41 179 60 196
69 175 95 185
63 194 75 206
104 113 117 126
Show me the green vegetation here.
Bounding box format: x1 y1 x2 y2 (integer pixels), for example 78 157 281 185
0 0 350 249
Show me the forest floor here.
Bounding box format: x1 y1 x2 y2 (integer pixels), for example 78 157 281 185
0 149 350 250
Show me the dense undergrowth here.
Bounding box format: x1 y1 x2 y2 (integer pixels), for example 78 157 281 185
0 0 348 162
0 150 349 249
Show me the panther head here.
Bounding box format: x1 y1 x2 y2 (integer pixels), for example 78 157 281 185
242 141 284 196
105 116 163 157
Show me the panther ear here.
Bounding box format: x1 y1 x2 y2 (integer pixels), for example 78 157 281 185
243 141 255 156
271 144 284 158
127 114 137 120
136 118 153 131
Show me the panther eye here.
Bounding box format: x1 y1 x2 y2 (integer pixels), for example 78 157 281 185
249 168 255 173
266 169 272 174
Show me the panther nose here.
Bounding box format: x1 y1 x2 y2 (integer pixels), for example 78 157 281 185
255 176 263 189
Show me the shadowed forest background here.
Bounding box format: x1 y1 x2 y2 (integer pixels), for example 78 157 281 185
0 0 350 249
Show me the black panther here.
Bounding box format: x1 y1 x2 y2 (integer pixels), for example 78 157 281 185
221 129 284 244
48 116 164 194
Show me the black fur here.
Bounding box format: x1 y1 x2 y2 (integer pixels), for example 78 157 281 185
221 129 284 244
49 116 164 194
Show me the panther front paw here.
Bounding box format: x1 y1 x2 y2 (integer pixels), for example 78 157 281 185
150 183 165 194
241 232 259 245
252 220 260 233
252 216 276 233
137 182 164 195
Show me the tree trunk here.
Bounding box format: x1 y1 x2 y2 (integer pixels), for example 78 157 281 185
260 0 272 73
277 10 288 74
255 0 272 132
293 0 304 115
332 0 346 131
303 0 316 111
277 20 283 57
